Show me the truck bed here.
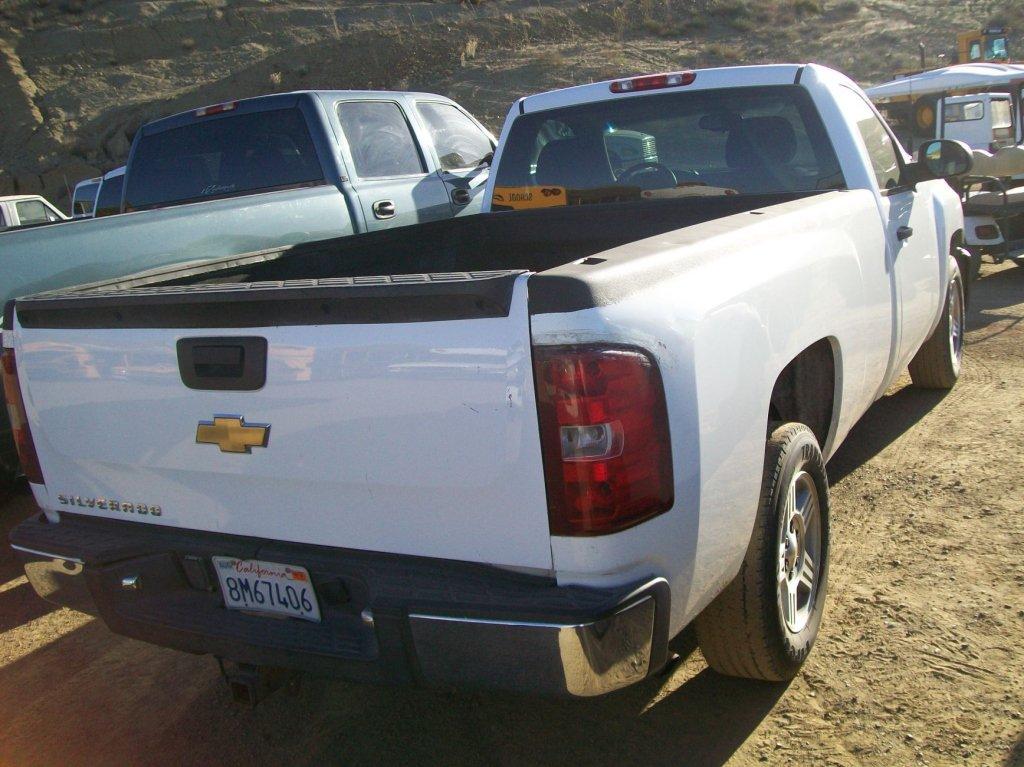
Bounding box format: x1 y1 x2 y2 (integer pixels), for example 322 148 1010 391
16 192 816 320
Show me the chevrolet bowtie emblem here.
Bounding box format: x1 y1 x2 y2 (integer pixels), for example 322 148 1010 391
195 415 270 454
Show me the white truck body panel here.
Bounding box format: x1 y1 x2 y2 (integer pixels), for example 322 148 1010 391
536 190 894 624
16 276 554 571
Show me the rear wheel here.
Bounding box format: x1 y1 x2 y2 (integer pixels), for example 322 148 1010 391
908 260 964 389
695 423 830 681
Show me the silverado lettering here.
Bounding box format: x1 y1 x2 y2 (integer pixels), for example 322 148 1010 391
55 495 162 516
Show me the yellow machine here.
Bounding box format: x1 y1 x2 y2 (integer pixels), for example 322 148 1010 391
957 27 1011 64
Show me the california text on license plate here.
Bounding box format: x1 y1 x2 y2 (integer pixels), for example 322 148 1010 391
213 557 321 622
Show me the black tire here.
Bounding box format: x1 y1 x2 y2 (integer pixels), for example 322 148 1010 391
0 418 19 496
695 422 830 682
952 246 976 307
908 259 964 390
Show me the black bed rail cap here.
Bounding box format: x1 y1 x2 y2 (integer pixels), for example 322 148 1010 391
15 270 525 329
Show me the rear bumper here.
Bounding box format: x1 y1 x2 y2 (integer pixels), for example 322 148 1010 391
11 512 670 697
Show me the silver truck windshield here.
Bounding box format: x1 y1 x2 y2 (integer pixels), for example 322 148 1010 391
124 107 325 211
492 85 844 210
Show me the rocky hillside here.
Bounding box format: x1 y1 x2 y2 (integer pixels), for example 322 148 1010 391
0 0 1019 210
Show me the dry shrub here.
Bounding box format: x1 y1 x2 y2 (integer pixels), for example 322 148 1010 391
705 42 743 62
832 0 861 17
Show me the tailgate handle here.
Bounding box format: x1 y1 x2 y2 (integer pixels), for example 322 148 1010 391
176 337 267 391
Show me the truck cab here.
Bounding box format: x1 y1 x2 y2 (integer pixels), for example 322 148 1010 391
0 195 67 232
958 27 1012 64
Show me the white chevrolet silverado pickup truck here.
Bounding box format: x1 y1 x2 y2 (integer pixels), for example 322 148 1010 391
6 64 971 701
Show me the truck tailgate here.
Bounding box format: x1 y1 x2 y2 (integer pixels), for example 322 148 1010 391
13 272 553 571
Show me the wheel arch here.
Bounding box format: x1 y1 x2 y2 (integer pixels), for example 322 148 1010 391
768 337 841 454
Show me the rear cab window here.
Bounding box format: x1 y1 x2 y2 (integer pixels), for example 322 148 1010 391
491 85 845 210
124 107 325 211
944 101 984 123
336 101 426 178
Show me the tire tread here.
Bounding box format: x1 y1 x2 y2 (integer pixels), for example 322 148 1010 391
909 262 963 390
695 422 817 682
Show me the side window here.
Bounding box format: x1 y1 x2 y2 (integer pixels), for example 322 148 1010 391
415 102 493 171
336 101 425 178
95 174 125 218
835 87 902 191
990 99 1012 130
969 41 982 61
15 200 50 226
0 205 6 228
944 101 984 123
987 36 1008 60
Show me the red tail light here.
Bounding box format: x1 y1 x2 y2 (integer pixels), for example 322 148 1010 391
1 347 44 484
534 345 673 536
610 71 696 94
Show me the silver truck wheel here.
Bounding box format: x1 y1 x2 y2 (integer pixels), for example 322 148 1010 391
909 258 963 390
778 470 822 634
695 422 830 682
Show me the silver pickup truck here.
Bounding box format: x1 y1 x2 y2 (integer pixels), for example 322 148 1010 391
0 90 495 307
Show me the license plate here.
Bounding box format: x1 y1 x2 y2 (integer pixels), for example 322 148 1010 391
213 557 321 622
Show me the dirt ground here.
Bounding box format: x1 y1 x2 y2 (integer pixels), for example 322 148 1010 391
1 262 1023 767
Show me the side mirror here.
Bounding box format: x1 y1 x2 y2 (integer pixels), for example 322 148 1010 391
914 139 973 181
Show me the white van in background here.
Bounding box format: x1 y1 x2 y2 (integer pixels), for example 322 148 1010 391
941 93 1016 154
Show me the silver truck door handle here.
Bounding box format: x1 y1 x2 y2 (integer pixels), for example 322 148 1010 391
896 226 914 241
372 200 396 220
451 188 471 206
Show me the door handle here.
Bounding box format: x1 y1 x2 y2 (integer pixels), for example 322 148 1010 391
451 188 471 206
896 226 914 241
372 200 396 220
